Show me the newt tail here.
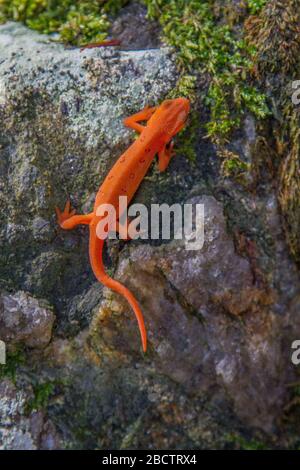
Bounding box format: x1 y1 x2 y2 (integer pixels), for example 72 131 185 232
89 231 147 352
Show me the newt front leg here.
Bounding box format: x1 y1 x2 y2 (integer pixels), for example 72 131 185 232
158 142 175 172
56 200 93 229
123 106 157 133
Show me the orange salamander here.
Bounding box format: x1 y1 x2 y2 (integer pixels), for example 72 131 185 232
56 98 190 353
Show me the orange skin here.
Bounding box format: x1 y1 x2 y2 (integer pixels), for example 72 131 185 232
56 98 190 353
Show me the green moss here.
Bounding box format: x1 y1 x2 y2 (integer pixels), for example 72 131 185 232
222 154 250 177
0 347 25 382
27 381 55 412
247 0 268 14
167 74 196 102
226 432 266 450
246 0 300 262
0 0 129 45
144 0 270 181
57 12 109 45
278 111 300 263
245 0 300 75
144 0 269 146
174 110 199 163
165 74 198 163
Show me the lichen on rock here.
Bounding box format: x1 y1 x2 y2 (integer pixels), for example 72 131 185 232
0 379 60 450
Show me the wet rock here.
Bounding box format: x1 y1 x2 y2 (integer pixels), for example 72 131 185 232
0 291 55 348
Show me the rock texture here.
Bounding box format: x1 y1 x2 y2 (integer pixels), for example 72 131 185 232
0 291 54 348
0 379 60 450
0 22 300 450
89 195 294 433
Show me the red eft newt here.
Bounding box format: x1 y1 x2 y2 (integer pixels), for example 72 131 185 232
56 98 190 353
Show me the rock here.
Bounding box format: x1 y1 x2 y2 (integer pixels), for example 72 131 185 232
0 379 60 450
0 291 55 348
88 196 296 432
110 2 162 50
0 22 175 146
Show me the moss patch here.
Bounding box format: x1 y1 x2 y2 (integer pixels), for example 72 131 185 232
0 347 26 382
246 0 300 75
278 109 300 263
27 381 55 412
144 0 269 145
0 0 129 45
246 0 300 262
247 0 268 14
226 432 266 450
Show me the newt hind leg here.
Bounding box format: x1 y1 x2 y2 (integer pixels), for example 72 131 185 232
158 142 175 172
123 106 157 133
55 200 93 230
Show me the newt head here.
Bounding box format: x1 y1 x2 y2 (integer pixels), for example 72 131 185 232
157 98 190 140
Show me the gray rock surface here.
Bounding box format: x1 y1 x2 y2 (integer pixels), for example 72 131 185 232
0 379 60 449
0 291 55 348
